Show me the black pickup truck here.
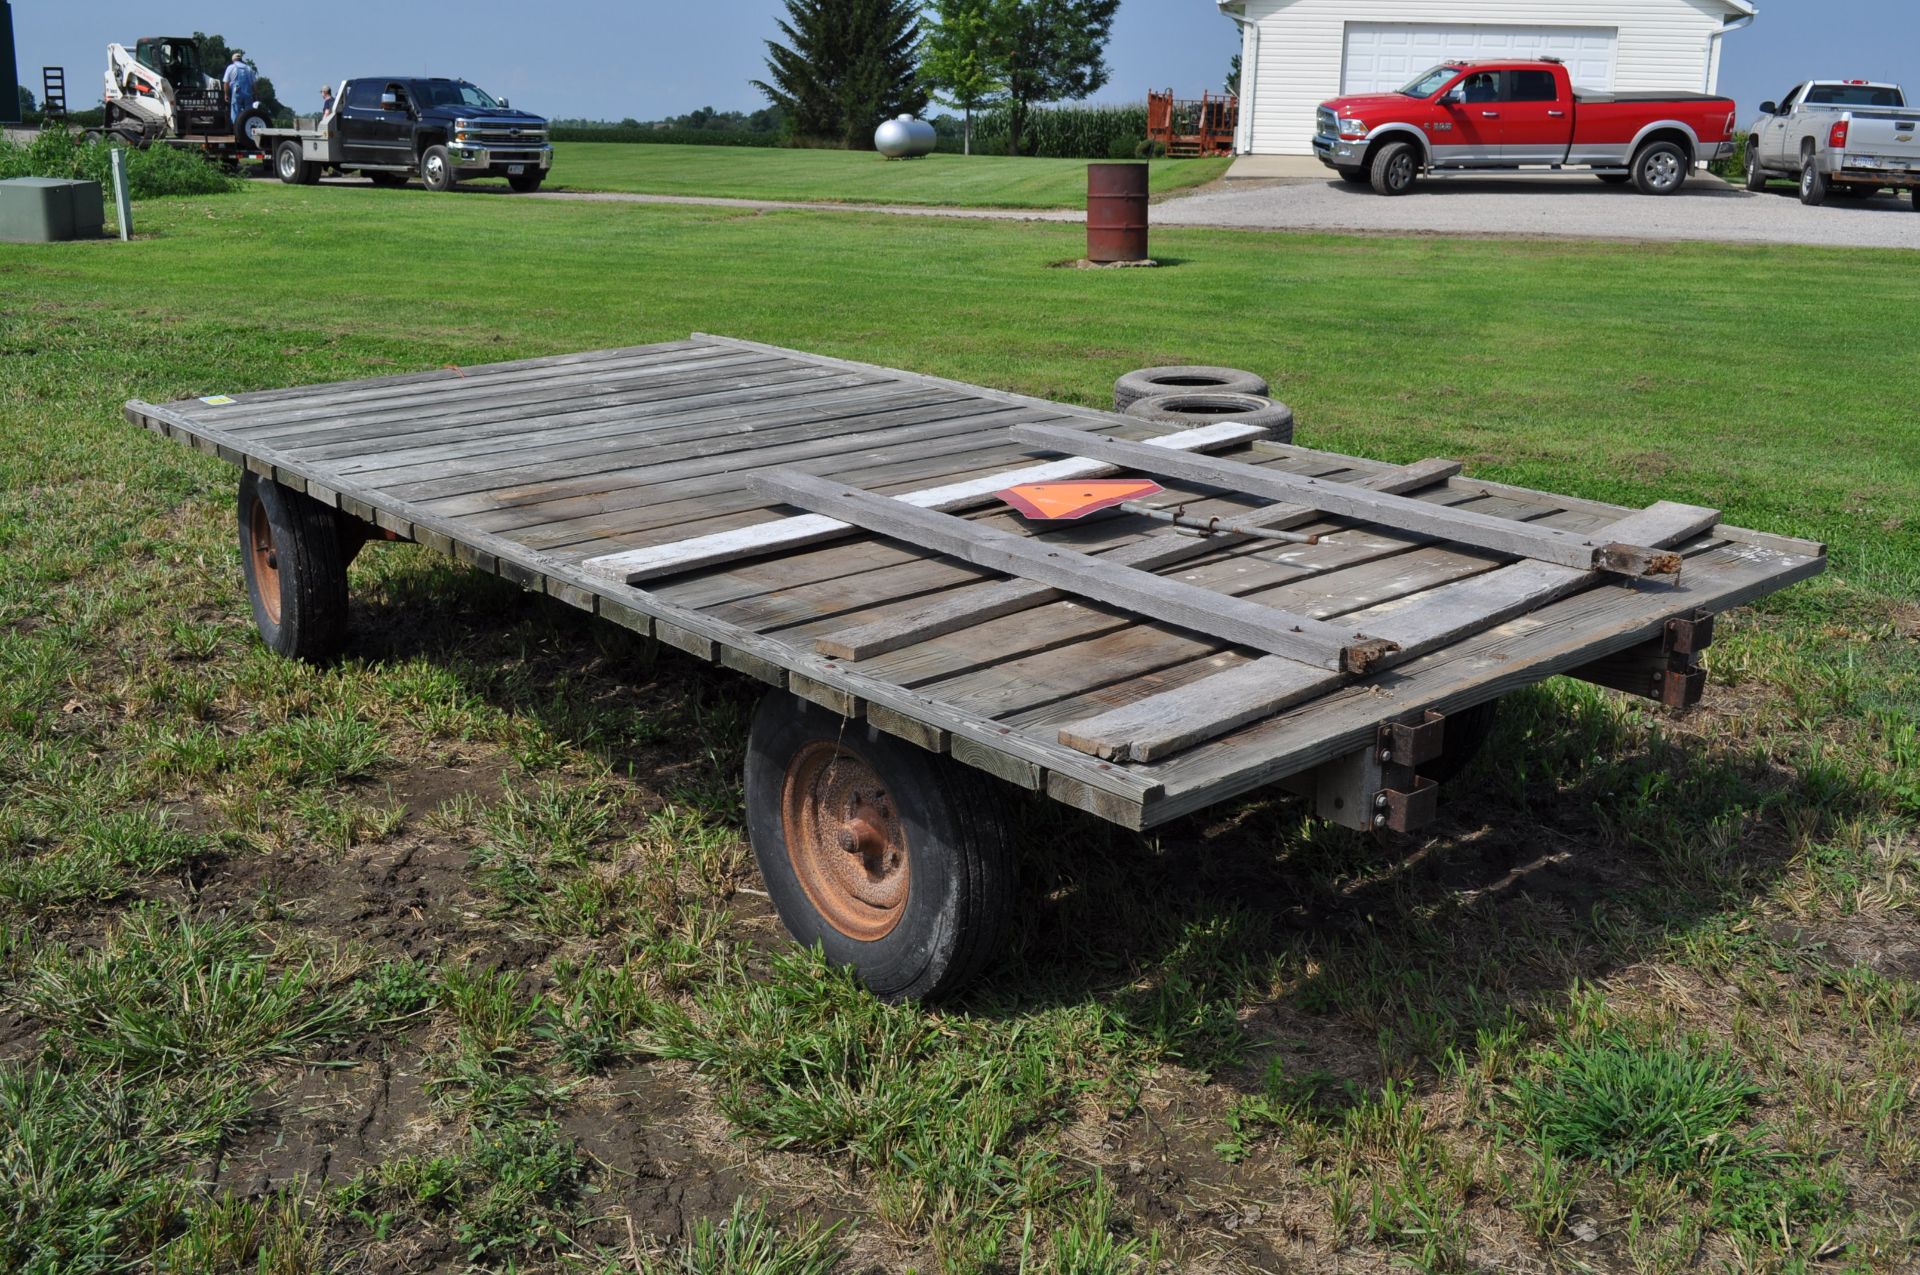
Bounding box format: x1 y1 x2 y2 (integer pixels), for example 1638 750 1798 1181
260 77 552 191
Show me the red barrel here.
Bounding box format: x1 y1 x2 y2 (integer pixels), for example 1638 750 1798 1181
1086 163 1149 263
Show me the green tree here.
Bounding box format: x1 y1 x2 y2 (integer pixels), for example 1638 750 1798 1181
752 0 928 149
919 0 1005 155
983 0 1120 157
14 85 35 121
189 31 292 125
1226 53 1241 97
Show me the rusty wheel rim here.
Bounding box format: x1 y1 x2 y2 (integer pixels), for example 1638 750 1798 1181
249 500 283 625
781 740 909 942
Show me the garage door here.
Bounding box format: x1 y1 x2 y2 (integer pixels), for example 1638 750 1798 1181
1341 23 1617 96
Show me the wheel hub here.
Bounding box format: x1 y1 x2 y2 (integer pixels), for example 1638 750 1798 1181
781 740 909 941
249 500 282 624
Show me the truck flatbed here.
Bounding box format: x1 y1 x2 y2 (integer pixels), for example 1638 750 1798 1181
127 336 1823 996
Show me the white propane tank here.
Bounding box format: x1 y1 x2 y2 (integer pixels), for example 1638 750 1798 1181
874 114 936 159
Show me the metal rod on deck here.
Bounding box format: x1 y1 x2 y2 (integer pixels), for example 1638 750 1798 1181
1121 501 1326 546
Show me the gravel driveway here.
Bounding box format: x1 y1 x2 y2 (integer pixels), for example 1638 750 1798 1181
1152 172 1920 250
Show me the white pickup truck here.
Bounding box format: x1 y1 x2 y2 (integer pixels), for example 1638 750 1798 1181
1743 80 1920 207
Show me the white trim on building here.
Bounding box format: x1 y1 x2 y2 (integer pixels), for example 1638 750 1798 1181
1218 0 1757 156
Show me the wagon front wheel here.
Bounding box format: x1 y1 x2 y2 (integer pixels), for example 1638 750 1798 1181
744 692 1015 1002
238 471 350 663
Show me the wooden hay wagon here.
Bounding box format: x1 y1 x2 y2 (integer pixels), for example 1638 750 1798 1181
127 335 1825 998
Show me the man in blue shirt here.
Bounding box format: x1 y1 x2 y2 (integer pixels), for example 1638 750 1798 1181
222 53 259 137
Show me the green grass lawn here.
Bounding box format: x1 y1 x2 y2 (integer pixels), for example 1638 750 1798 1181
546 140 1232 207
1 186 1915 1273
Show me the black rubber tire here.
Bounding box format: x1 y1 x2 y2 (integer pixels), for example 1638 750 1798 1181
1370 140 1419 196
1743 144 1768 192
274 141 316 186
1125 391 1295 443
1333 165 1367 185
506 171 545 193
420 144 456 193
1631 141 1689 196
1911 188 1920 212
364 171 407 188
744 692 1016 1003
1596 172 1632 185
1113 365 1270 413
237 472 350 663
1423 700 1501 786
1799 158 1828 206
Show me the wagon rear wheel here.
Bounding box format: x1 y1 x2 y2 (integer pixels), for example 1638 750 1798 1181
745 692 1015 1002
237 471 350 663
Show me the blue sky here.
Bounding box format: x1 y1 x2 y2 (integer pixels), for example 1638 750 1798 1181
10 2 1907 125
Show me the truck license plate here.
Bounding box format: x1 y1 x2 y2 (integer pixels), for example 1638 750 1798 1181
507 164 526 175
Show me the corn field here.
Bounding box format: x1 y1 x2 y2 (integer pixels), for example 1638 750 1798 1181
961 105 1150 159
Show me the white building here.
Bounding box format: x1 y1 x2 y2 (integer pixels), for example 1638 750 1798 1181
1218 0 1757 156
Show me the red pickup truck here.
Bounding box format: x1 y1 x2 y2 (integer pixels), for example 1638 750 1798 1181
1313 58 1737 196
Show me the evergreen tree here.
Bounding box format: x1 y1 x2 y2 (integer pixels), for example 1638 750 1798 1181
752 0 929 149
919 0 1005 156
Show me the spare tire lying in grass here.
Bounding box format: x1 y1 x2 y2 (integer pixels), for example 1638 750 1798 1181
1125 391 1294 443
1113 365 1269 413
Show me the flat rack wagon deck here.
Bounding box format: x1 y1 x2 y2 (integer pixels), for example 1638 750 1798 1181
127 334 1825 997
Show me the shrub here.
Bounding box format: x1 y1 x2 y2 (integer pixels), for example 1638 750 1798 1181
0 126 241 198
1134 139 1168 159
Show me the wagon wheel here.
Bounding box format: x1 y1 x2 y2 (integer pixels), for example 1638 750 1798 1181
237 471 350 663
744 691 1016 1002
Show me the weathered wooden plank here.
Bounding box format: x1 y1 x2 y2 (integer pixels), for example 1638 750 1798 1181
1136 536 1826 825
815 457 1464 660
1009 425 1707 577
580 421 1272 584
751 470 1395 674
289 364 870 462
392 394 1026 512
212 344 759 432
169 340 708 419
1056 500 1724 763
447 401 1048 534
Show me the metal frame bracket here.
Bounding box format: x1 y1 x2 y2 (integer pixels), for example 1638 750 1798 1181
1572 607 1715 709
1284 709 1447 835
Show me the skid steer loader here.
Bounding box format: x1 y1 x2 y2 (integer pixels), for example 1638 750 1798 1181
92 36 270 161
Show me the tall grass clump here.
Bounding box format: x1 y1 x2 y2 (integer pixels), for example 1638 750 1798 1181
967 104 1148 159
0 125 241 198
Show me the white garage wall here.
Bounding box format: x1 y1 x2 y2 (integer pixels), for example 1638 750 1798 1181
1341 24 1617 96
1234 0 1739 155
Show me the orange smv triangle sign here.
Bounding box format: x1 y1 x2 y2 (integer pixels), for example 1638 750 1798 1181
999 479 1165 521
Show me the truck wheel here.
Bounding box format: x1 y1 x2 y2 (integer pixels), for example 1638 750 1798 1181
274 141 315 186
1369 140 1419 196
420 145 456 193
744 691 1016 1003
1631 141 1688 195
1113 365 1269 413
1125 391 1295 444
238 472 350 663
1799 159 1829 206
506 172 545 193
1911 188 1920 212
1743 145 1768 192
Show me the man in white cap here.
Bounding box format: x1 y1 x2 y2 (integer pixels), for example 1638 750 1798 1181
222 53 259 138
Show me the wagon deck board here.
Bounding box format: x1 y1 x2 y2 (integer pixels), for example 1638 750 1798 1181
127 333 1826 830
